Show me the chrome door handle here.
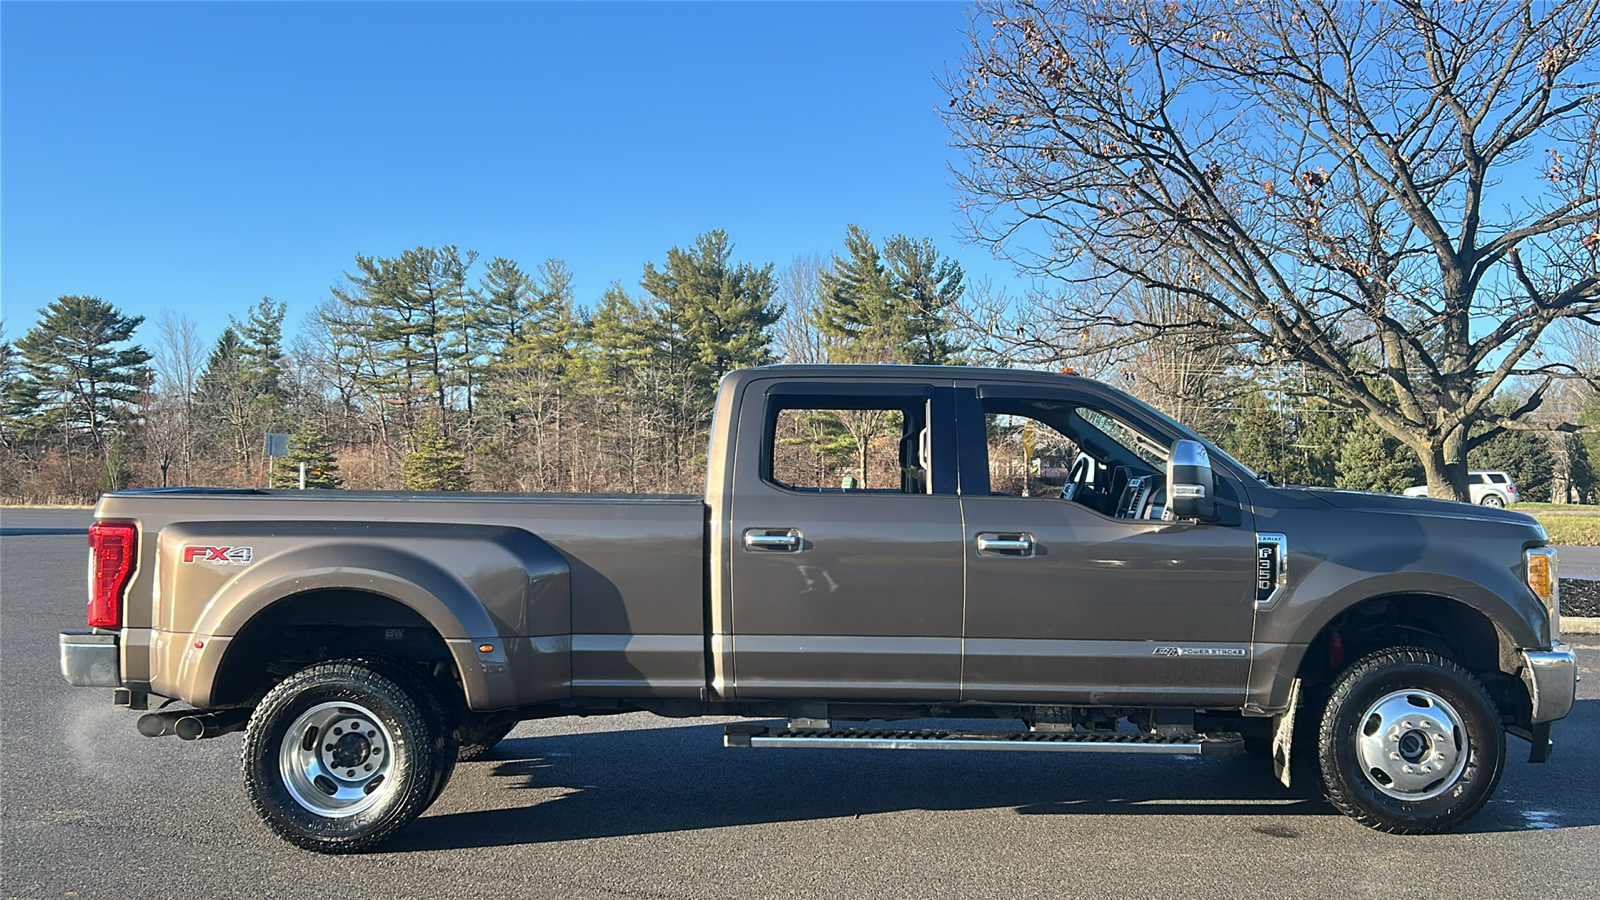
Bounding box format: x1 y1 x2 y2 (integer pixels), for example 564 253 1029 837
976 533 1035 557
743 528 803 552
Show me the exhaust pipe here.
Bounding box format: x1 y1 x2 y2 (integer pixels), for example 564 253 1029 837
137 708 251 740
136 710 185 737
175 708 250 741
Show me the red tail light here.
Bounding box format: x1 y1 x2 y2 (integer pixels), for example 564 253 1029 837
1508 484 1518 493
87 520 137 629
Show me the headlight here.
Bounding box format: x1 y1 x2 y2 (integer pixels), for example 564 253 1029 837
1526 547 1559 642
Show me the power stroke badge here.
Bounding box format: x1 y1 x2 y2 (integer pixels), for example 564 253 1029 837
182 546 253 565
1152 646 1247 657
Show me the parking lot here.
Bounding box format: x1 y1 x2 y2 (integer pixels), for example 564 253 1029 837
4 509 1600 899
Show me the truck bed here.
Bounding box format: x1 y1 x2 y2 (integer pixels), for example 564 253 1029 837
98 488 709 702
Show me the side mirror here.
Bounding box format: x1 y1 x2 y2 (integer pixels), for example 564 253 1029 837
1167 439 1218 522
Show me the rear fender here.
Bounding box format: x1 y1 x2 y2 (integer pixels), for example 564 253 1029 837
152 522 571 710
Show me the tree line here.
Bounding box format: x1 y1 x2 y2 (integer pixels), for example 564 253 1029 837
0 227 967 501
3 222 1594 505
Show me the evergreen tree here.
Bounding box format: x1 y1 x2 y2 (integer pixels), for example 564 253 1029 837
1337 415 1424 493
403 411 470 490
1470 429 1555 502
328 246 477 434
270 421 343 489
639 231 780 477
883 235 964 364
1563 433 1596 504
641 230 780 394
233 297 288 405
477 259 577 490
817 225 964 364
817 225 896 362
13 296 151 454
194 327 259 471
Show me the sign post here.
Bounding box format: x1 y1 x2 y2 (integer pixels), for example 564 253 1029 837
263 433 289 489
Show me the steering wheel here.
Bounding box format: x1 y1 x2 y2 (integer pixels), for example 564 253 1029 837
1060 456 1090 502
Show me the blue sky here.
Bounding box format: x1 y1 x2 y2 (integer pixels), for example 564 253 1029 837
2 1 1032 347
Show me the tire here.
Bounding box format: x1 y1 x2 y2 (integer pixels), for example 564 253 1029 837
457 721 516 762
242 658 456 853
1481 495 1505 508
1317 647 1504 834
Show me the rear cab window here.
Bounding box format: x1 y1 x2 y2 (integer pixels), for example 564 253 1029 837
760 383 958 495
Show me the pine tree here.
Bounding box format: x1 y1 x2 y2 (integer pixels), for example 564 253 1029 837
817 225 896 362
1470 429 1555 502
403 412 470 490
1564 433 1596 504
639 231 780 478
194 327 259 471
883 235 964 364
270 422 343 489
234 297 288 408
477 258 577 490
1337 415 1424 493
13 296 151 454
817 226 964 365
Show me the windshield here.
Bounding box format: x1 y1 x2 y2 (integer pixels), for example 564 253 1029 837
1108 388 1257 480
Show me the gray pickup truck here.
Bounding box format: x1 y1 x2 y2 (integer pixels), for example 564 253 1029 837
60 365 1575 852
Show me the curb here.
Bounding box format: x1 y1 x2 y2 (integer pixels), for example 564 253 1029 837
1561 616 1600 636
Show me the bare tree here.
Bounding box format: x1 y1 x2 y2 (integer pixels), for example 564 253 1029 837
776 253 832 363
946 0 1600 500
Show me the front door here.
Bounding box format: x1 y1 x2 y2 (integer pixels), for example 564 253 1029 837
956 384 1258 706
727 380 965 701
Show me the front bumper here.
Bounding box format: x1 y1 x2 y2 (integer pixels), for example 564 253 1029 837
60 631 120 688
1520 643 1576 725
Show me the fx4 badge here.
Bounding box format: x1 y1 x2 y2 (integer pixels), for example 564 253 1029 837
182 546 253 565
1153 646 1247 657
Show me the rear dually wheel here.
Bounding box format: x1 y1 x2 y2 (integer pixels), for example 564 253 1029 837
242 658 455 853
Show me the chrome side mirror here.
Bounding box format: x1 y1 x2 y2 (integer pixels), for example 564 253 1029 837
1167 439 1217 522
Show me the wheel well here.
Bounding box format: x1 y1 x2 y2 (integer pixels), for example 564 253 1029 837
211 589 463 710
1298 593 1514 693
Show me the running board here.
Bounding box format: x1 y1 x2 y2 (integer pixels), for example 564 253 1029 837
724 725 1243 756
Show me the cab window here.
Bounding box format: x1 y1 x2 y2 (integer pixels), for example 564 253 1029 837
767 398 933 494
979 394 1171 519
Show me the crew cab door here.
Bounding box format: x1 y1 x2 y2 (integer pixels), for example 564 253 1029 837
725 380 965 700
955 383 1257 706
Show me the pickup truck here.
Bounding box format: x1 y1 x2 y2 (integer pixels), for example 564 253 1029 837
59 364 1575 853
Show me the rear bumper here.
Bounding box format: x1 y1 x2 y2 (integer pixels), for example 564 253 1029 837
1521 643 1576 725
60 632 120 688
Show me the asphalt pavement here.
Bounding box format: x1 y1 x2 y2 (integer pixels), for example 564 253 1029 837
4 509 1600 899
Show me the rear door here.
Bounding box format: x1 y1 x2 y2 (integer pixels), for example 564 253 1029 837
726 379 965 700
955 383 1258 706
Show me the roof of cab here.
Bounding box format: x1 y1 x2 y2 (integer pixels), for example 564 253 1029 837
726 363 1097 390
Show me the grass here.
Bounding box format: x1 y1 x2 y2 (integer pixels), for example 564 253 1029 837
1530 514 1600 547
1517 501 1600 512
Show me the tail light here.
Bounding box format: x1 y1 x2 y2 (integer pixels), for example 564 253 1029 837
1508 484 1518 493
87 520 138 629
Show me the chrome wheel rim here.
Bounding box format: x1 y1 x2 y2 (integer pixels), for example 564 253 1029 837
1355 689 1469 801
280 702 395 818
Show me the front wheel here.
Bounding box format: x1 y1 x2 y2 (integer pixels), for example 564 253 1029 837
242 659 456 853
1318 648 1504 834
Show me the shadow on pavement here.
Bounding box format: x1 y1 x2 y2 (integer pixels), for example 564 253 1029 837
392 720 1333 852
394 697 1600 851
